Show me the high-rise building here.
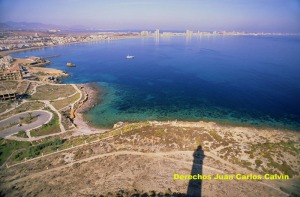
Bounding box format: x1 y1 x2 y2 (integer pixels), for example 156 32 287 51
154 29 160 37
141 31 150 36
186 30 193 36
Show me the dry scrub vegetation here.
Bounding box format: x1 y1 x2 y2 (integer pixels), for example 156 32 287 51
30 84 76 100
0 121 299 196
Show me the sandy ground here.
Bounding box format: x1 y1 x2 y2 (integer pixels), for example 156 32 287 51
14 58 33 64
28 66 67 75
72 113 107 135
72 83 107 135
1 154 287 196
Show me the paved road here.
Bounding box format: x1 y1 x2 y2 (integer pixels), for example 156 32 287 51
0 110 52 138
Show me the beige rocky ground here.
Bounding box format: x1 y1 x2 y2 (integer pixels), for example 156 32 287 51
0 121 299 196
28 66 68 78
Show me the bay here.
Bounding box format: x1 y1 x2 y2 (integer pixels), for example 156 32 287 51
12 35 300 130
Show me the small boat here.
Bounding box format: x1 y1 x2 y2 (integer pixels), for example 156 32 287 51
126 55 134 59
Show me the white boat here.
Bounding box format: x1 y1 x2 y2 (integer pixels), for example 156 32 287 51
126 55 134 59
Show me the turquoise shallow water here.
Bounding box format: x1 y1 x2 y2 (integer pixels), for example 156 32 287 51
12 36 300 130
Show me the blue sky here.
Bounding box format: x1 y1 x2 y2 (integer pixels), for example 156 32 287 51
0 0 300 32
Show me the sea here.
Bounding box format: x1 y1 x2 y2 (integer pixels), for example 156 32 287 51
11 35 300 130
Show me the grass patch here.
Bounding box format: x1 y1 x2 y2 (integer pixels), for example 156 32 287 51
255 159 263 167
0 102 13 113
13 130 28 138
51 93 80 110
0 101 44 121
209 130 223 142
266 159 297 177
244 141 299 177
30 84 76 100
229 157 252 170
9 130 123 163
0 139 31 165
19 114 38 124
0 80 29 95
13 138 65 160
30 109 60 137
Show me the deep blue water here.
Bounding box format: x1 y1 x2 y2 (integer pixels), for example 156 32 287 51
12 36 300 130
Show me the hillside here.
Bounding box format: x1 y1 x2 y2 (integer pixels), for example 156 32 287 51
0 121 299 196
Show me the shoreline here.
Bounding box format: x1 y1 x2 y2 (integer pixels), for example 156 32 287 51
2 33 300 57
68 80 300 133
75 82 300 134
76 82 102 113
72 82 108 135
2 36 299 134
0 35 144 57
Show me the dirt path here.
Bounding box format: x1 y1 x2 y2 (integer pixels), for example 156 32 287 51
4 83 94 141
6 150 288 196
2 82 105 140
71 84 82 108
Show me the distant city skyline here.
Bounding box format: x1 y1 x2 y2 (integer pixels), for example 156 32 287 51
1 0 300 32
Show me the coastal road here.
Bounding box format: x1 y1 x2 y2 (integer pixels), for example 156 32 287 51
0 110 52 138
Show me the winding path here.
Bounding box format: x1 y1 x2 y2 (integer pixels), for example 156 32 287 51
2 83 84 141
0 110 52 138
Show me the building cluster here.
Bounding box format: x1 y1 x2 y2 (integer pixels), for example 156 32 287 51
186 30 193 37
140 30 297 37
154 29 160 37
0 32 113 52
140 31 151 36
1 30 293 52
140 29 161 37
0 56 23 80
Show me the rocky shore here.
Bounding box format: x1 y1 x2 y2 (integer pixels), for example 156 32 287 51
76 82 102 113
71 82 107 135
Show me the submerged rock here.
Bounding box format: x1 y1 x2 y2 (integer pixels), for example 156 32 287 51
66 62 76 67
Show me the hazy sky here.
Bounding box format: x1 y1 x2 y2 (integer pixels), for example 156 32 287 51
1 0 300 32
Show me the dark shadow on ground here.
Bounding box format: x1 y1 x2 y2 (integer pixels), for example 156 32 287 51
99 146 205 197
187 145 204 197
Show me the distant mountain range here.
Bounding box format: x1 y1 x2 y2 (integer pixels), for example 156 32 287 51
0 21 88 31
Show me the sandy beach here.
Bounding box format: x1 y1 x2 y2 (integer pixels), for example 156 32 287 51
72 82 107 135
